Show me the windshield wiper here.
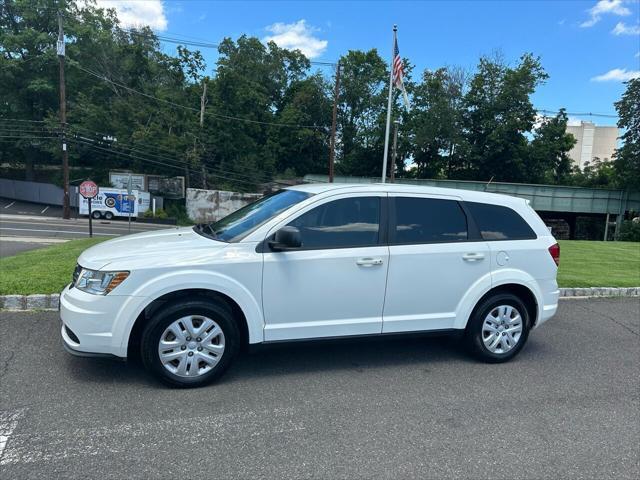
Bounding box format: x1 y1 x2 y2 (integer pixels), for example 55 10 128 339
194 223 219 239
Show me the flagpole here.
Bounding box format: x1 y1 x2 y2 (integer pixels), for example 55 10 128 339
381 25 397 184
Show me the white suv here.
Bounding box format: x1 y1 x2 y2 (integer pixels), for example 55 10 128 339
60 184 560 387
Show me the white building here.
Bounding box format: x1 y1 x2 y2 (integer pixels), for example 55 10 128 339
566 121 618 170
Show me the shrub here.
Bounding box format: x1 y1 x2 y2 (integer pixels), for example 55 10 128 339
618 219 640 242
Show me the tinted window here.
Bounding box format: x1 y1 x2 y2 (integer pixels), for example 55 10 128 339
288 197 380 249
466 202 536 240
393 197 467 244
198 189 312 242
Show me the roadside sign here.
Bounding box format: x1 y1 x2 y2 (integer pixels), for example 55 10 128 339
79 180 98 238
79 180 98 199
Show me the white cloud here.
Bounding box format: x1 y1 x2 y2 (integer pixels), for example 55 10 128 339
591 68 640 81
95 1 168 31
636 51 640 58
580 0 631 28
263 20 328 59
611 21 640 35
567 116 583 126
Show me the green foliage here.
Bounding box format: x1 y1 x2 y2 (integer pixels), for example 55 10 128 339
143 208 168 219
0 1 632 191
618 219 640 242
567 158 617 188
613 79 640 191
529 109 576 184
164 200 193 226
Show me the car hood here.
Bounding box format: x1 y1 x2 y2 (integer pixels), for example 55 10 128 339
78 226 229 270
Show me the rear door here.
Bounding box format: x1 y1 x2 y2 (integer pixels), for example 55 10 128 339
382 193 491 333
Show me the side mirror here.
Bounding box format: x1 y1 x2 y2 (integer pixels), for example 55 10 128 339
268 226 302 251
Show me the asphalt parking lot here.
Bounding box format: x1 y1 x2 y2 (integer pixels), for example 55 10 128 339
0 298 638 479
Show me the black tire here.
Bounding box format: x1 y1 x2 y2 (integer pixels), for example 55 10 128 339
104 211 114 220
91 210 102 219
140 298 240 388
465 293 530 363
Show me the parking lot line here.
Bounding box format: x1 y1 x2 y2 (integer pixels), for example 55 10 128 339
0 227 118 237
3 202 15 209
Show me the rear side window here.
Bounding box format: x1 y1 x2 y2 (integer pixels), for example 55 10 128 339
465 202 536 240
288 196 380 249
393 197 467 244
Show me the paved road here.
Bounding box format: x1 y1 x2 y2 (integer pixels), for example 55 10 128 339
0 298 638 479
0 214 174 257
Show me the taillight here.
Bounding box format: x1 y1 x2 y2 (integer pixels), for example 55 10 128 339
548 243 560 266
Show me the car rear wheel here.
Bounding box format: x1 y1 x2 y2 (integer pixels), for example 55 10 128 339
140 299 240 387
465 293 530 363
104 211 114 220
91 210 102 219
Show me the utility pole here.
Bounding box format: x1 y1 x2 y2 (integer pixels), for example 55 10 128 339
199 79 207 189
199 80 207 128
328 62 341 183
390 120 399 183
58 11 70 219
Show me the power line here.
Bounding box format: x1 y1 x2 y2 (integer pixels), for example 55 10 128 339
536 109 618 119
71 136 269 187
72 63 329 130
64 124 285 185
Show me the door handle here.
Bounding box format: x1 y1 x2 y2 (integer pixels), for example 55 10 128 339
462 253 485 262
356 257 383 267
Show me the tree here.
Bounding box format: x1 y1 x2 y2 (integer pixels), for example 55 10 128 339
463 53 548 182
407 67 467 178
613 78 640 191
335 49 388 176
266 74 331 176
527 109 576 184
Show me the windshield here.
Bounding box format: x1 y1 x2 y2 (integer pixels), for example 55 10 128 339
194 189 313 243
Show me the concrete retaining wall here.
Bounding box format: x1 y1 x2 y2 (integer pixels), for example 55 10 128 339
186 188 262 223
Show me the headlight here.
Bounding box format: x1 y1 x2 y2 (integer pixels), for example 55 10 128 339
75 269 129 295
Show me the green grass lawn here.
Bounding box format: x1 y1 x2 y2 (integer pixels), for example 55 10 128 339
557 240 640 288
0 238 107 295
0 238 638 295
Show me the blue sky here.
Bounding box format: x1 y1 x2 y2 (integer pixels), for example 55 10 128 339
100 0 640 126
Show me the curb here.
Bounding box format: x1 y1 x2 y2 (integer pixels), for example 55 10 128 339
0 288 638 312
1 294 60 311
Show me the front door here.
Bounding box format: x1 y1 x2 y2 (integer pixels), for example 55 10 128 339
262 193 389 341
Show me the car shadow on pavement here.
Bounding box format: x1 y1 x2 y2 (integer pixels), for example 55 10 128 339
223 333 473 384
61 333 474 388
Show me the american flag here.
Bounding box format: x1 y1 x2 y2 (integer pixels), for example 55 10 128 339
392 38 404 88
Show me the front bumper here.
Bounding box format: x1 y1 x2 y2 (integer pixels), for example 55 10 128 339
59 284 141 358
61 323 122 359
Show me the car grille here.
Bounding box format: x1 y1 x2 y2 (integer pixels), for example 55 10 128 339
71 264 82 287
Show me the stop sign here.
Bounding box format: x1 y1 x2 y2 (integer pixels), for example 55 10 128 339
79 180 98 199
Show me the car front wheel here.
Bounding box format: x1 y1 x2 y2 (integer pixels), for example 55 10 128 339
140 299 240 387
465 293 530 363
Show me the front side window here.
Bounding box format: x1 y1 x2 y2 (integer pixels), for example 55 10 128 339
393 197 468 244
196 189 313 243
287 196 381 249
465 202 537 240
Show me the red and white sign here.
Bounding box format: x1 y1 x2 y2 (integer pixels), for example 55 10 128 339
79 181 98 199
